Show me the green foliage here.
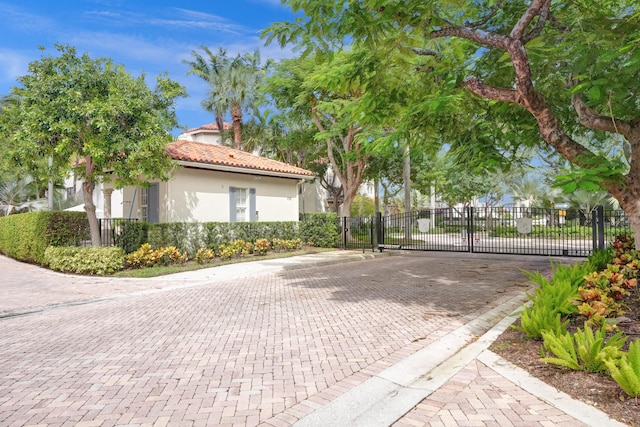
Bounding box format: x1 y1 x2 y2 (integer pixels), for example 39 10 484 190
514 262 589 339
605 340 640 397
540 330 581 371
350 195 375 217
2 44 186 246
44 246 125 275
0 211 89 264
512 303 568 340
586 247 614 273
555 156 627 194
541 323 625 373
136 221 301 256
299 213 340 247
116 221 149 254
46 212 92 247
184 47 268 149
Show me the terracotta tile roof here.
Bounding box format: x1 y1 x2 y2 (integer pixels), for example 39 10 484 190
167 140 314 178
182 122 232 133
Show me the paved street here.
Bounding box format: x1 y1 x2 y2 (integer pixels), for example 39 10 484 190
0 252 624 426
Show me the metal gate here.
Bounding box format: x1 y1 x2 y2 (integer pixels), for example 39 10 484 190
341 206 631 257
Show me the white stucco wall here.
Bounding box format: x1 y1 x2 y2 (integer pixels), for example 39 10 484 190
155 167 301 223
120 168 303 223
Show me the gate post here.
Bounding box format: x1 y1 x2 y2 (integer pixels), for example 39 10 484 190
376 211 383 251
597 205 605 250
591 210 598 251
468 206 473 253
342 216 348 249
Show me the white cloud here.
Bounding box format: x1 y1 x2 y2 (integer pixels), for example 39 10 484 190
0 3 56 33
0 49 32 86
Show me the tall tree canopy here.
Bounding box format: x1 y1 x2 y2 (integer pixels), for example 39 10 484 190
184 47 269 150
0 44 186 246
265 0 640 244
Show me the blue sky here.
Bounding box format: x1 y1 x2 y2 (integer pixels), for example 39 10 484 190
0 0 295 136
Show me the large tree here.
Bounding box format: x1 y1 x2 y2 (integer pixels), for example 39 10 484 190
184 47 268 150
265 52 373 217
265 1 640 245
1 45 186 246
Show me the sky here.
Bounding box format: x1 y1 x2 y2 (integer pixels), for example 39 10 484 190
0 0 296 137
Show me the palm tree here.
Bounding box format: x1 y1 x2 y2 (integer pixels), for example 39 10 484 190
184 47 268 150
568 190 616 226
508 175 544 209
0 177 47 216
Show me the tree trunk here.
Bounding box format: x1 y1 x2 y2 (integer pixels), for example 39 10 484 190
83 181 101 247
82 155 101 247
231 104 243 150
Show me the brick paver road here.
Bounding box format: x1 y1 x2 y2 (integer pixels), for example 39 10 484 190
0 252 556 426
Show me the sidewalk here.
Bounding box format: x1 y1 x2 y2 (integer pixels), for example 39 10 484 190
0 251 627 426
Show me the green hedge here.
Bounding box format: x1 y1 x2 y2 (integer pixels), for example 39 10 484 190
299 212 340 248
115 216 340 255
0 211 90 264
143 221 302 256
45 246 125 275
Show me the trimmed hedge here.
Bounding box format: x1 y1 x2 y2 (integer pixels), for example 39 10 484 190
141 221 302 256
45 246 125 275
0 211 90 264
299 213 340 247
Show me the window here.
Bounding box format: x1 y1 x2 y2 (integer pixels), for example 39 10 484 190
235 188 248 222
140 186 148 221
230 187 256 222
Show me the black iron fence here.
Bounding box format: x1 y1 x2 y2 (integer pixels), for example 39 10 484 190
78 218 140 247
340 206 632 257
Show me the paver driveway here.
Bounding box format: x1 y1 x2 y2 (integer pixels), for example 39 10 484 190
0 252 554 426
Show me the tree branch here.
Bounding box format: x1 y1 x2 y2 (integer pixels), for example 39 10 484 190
413 48 438 56
510 0 548 40
522 2 550 43
571 93 635 137
430 26 509 50
463 77 518 104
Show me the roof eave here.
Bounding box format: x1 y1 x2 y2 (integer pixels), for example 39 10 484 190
175 160 313 180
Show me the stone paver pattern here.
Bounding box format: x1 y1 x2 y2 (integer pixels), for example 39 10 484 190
0 252 556 426
394 359 588 427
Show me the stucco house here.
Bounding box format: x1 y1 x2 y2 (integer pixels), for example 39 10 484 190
68 123 314 223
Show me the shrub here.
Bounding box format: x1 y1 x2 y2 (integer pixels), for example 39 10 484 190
126 243 159 268
0 211 90 264
575 267 637 326
299 213 340 247
218 240 253 260
541 323 625 373
45 246 125 275
587 247 614 272
272 238 303 252
605 339 640 397
514 262 585 339
158 246 188 265
116 220 149 253
254 238 270 256
195 247 215 264
126 243 188 268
